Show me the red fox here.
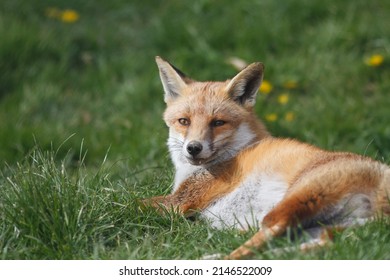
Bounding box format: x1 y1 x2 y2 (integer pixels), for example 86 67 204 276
145 56 390 259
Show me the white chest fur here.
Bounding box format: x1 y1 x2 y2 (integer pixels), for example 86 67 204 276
201 173 288 230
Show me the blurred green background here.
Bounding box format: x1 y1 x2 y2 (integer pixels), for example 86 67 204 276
1 0 390 260
1 0 389 170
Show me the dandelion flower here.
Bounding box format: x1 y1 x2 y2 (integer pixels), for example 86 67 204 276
277 93 289 105
265 113 278 122
259 80 273 94
283 80 298 89
285 112 295 122
61 9 80 23
365 54 384 67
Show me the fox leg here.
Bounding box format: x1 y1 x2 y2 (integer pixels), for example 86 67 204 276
226 218 287 259
263 226 345 257
141 195 172 208
227 158 383 259
140 194 195 216
226 183 360 259
139 195 181 214
226 194 337 259
227 191 373 259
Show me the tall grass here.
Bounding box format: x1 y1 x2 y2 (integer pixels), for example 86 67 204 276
0 0 389 259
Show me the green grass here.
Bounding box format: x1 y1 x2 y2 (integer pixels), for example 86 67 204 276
0 0 389 259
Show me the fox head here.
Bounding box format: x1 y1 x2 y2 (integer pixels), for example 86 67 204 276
156 56 269 167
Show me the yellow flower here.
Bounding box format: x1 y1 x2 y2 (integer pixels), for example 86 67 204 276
259 80 273 94
285 112 295 122
283 80 298 89
365 54 384 67
265 113 278 122
61 9 80 23
277 93 289 105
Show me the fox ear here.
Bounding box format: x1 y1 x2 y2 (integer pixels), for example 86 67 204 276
226 62 264 107
155 56 189 103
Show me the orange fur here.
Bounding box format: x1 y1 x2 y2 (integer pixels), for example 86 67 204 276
144 57 390 259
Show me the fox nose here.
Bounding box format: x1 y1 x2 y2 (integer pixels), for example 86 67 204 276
186 141 203 156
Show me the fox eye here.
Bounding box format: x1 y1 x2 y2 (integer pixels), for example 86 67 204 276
211 120 226 127
178 118 190 126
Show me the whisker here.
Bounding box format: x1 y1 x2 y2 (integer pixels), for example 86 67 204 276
213 135 232 145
